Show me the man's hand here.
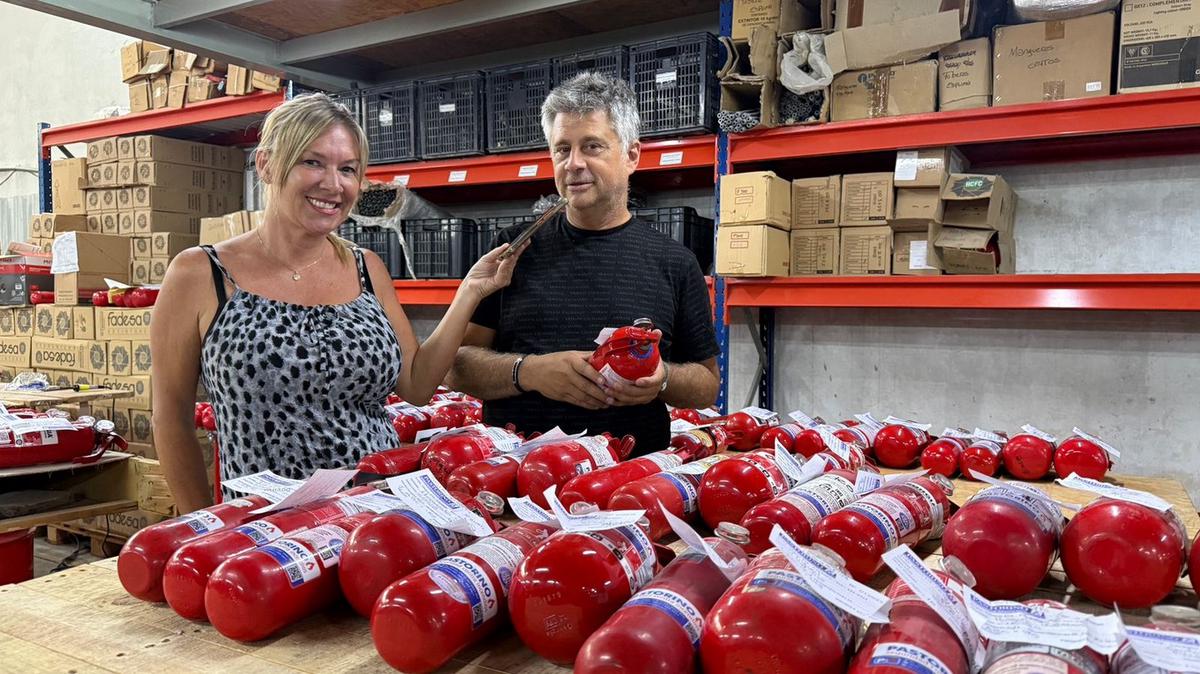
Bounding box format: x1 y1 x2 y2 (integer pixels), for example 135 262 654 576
522 351 610 410
603 359 666 407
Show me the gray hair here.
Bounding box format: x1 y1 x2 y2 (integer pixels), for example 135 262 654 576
541 72 640 150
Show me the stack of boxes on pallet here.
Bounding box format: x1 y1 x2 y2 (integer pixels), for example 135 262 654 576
120 39 281 114
716 146 1017 277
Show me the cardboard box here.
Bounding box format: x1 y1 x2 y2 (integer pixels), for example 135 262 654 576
790 228 840 275
250 71 282 92
96 375 151 408
128 409 154 444
129 80 153 113
940 37 992 110
893 230 941 276
166 70 189 109
101 212 120 235
831 60 938 122
933 225 1014 274
719 171 793 229
993 12 1115 106
133 136 208 166
838 225 892 275
894 146 967 188
172 50 197 72
1119 0 1200 94
187 75 223 103
29 213 44 239
101 188 119 213
131 259 152 285
719 79 782 131
132 210 201 235
825 10 962 72
129 187 227 215
51 158 88 215
96 307 153 340
50 232 131 277
42 214 89 236
0 309 13 337
226 65 253 95
149 258 170 284
133 162 212 190
731 0 817 40
791 176 841 228
0 337 30 368
79 508 166 540
0 255 53 307
72 306 95 340
137 45 171 80
108 340 133 376
150 74 170 109
840 173 894 226
109 406 131 438
117 136 136 160
118 211 135 236
31 337 87 371
14 307 34 337
87 161 117 188
131 339 152 375
120 41 144 82
87 137 119 164
116 160 136 187
892 188 944 230
35 305 73 339
716 225 791 276
940 174 1017 232
84 340 109 375
54 273 114 306
151 233 198 258
131 237 152 260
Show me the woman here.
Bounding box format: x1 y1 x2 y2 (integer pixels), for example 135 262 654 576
152 93 525 513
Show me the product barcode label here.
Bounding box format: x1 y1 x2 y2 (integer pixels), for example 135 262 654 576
741 406 779 423
233 519 285 546
576 436 616 468
177 510 225 536
644 451 684 471
464 536 526 594
659 472 699 513
1071 427 1120 459
1020 424 1057 443
428 556 499 628
625 588 704 647
261 538 321 587
847 499 902 548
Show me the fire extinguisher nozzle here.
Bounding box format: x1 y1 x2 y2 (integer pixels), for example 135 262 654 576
939 555 977 589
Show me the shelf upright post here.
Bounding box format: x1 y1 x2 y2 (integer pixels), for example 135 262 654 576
758 307 775 410
713 0 733 414
37 122 51 213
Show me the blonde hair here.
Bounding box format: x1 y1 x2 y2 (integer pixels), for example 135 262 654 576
256 93 368 264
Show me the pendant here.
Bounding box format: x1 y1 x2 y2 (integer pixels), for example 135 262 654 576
292 272 302 281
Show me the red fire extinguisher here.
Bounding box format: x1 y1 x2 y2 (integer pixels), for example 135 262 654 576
560 450 686 509
590 318 662 386
421 425 521 484
759 422 808 452
961 431 1007 480
339 502 498 617
1002 427 1057 480
848 567 973 674
874 420 932 469
205 512 376 641
712 407 780 451
387 404 432 443
576 540 748 674
371 522 554 674
670 425 730 457
1060 496 1188 608
1054 430 1115 481
118 495 271 603
981 600 1109 674
699 547 860 674
1191 531 1200 598
610 469 706 541
922 432 971 478
507 524 660 664
725 469 860 554
447 453 522 513
811 476 953 582
355 442 429 477
428 400 480 430
941 484 1064 600
697 449 790 529
517 434 634 508
162 490 371 620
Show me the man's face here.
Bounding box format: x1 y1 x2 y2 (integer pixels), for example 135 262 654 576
549 110 640 215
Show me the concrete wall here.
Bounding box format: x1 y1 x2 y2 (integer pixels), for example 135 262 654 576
0 4 130 244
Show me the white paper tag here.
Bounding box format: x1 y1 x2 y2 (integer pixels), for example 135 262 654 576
480 426 520 454
577 436 616 468
668 454 727 475
697 408 721 419
658 151 683 166
963 586 1124 654
661 501 745 580
816 426 852 462
507 495 558 526
1125 624 1200 671
544 486 644 532
343 490 408 514
378 109 393 126
855 413 885 430
775 440 808 484
884 416 932 433
438 103 456 113
251 468 358 514
222 470 306 504
741 406 779 423
414 426 451 443
882 545 984 667
448 170 468 183
909 240 933 270
655 70 677 85
1086 81 1103 92
644 451 684 471
894 150 920 182
1071 427 1121 459
391 174 410 186
854 470 885 495
769 524 891 624
788 410 819 428
386 469 494 536
1020 424 1057 443
50 232 80 274
967 470 1079 513
517 164 539 177
884 469 929 486
516 427 586 453
1056 474 1170 511
939 428 973 440
670 419 699 433
971 429 1005 445
593 327 618 346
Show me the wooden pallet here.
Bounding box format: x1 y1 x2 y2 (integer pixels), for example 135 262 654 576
43 521 127 558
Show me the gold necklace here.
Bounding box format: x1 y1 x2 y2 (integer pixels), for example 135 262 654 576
256 229 325 281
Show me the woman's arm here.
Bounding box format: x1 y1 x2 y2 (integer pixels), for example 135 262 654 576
151 248 217 513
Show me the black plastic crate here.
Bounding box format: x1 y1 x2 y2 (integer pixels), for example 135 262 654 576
629 33 721 138
418 72 485 159
339 221 405 278
552 45 629 84
362 81 417 163
402 218 478 279
632 206 715 273
485 61 553 153
475 215 538 262
328 90 364 129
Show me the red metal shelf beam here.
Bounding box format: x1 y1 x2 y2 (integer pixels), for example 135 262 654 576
728 89 1200 165
724 275 1200 311
41 92 285 148
367 135 716 188
393 280 463 306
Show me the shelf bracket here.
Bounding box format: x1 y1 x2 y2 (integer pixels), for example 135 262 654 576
37 122 51 214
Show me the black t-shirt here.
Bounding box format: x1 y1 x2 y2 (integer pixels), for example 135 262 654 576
471 212 719 456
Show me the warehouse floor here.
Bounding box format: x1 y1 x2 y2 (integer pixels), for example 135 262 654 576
32 534 101 578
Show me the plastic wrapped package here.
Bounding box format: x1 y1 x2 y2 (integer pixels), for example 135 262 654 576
1010 0 1118 22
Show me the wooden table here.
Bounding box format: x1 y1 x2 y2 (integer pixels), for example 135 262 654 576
0 473 1196 673
0 387 133 417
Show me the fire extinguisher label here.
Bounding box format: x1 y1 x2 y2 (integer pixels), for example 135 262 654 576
902 483 946 538
869 643 954 674
577 436 617 468
582 526 655 594
625 587 704 647
741 406 780 424
232 519 285 546
464 536 525 594
428 555 499 628
644 451 684 471
977 486 1063 536
480 427 520 454
781 475 857 525
748 568 855 648
970 438 1004 455
742 452 788 496
598 363 636 388
176 510 225 536
846 499 903 548
659 472 700 514
261 537 322 587
396 510 469 558
291 524 349 569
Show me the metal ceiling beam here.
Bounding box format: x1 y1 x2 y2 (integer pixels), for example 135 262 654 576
153 0 274 28
279 0 596 64
2 0 361 90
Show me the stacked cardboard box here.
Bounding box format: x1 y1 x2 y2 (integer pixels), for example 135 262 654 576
120 39 282 114
199 209 264 245
716 171 792 277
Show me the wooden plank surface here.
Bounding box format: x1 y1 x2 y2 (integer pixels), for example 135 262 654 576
0 498 138 533
0 388 133 407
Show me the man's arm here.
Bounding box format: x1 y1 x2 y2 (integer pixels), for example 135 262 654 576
604 356 720 410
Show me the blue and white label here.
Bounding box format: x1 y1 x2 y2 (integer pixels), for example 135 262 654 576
976 485 1063 536
463 536 525 594
644 451 684 471
748 568 856 648
232 519 284 546
290 524 348 569
625 588 704 647
659 472 700 513
396 510 469 557
1125 624 1200 672
261 537 321 587
428 555 499 628
176 510 224 536
869 643 954 674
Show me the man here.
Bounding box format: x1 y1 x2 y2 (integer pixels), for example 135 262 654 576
448 72 720 455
